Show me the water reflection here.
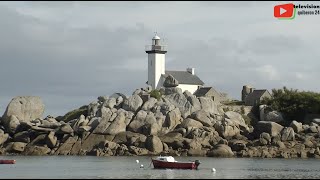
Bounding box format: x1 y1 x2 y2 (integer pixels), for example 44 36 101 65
1 156 320 179
164 169 175 179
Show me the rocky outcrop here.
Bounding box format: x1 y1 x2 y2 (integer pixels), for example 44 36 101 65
5 115 20 134
0 130 9 146
290 120 303 133
104 112 127 135
184 91 201 113
145 135 163 154
122 95 143 112
141 98 157 111
281 127 295 141
259 132 271 145
0 86 319 159
54 136 78 155
180 118 203 129
46 131 57 148
163 75 179 87
207 144 234 157
2 96 45 123
92 107 113 134
164 108 181 130
129 146 149 155
224 111 250 134
164 93 189 118
11 142 27 152
265 111 284 123
13 131 31 143
255 121 284 137
259 105 284 123
199 97 220 115
163 87 182 95
58 124 74 134
215 119 240 138
191 110 212 127
127 110 158 134
81 134 114 152
23 145 51 155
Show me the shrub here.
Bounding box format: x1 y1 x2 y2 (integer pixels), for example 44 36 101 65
240 106 245 114
262 86 320 122
150 89 162 100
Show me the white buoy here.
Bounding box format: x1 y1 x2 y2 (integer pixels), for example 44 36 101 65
136 160 139 163
211 168 216 172
140 164 144 168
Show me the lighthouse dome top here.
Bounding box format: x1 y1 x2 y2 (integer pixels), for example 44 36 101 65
152 35 160 40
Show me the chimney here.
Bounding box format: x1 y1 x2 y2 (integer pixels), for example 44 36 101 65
187 68 195 75
249 88 255 93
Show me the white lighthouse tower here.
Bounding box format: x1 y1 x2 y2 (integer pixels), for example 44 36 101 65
145 34 167 89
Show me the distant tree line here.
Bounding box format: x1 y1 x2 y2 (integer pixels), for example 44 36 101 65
262 87 320 122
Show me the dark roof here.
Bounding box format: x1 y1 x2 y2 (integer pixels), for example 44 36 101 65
194 87 213 96
194 86 223 97
163 70 204 85
245 89 270 101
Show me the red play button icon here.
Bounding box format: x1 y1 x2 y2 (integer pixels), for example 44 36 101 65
274 3 294 18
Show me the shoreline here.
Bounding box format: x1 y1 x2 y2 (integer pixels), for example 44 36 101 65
1 129 319 159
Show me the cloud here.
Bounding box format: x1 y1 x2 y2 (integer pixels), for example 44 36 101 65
295 72 308 80
245 35 304 55
254 65 280 81
0 1 319 116
0 5 150 116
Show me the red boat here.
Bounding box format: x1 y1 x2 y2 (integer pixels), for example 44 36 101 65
0 160 16 164
151 156 200 170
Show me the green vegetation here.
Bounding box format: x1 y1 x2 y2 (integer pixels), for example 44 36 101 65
240 106 245 114
150 89 162 100
262 86 320 122
222 100 244 106
241 114 252 127
238 105 252 127
223 107 230 112
56 105 88 122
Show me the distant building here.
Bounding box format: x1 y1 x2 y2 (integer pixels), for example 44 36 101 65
241 85 254 101
161 70 204 93
194 87 226 102
244 89 271 106
145 35 204 94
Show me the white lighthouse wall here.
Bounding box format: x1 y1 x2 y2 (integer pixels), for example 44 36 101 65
177 84 201 94
148 53 165 89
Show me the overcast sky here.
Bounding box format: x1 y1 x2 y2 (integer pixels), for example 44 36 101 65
0 1 319 117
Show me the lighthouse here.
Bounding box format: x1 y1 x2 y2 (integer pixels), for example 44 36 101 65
145 34 205 94
145 34 167 89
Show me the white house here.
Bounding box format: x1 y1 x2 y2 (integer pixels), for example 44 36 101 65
145 35 204 94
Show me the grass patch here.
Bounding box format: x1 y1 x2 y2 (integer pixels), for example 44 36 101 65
242 114 252 127
222 100 244 106
56 105 88 122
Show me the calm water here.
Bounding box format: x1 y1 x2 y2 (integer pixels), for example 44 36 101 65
0 156 320 179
